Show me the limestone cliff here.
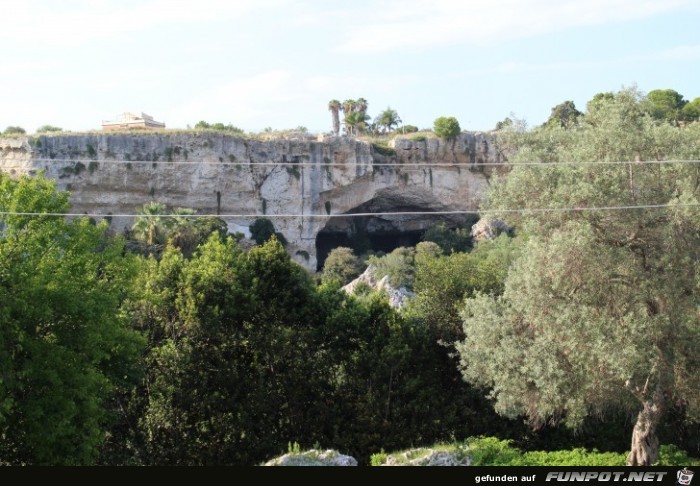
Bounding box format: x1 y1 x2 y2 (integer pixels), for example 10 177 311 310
0 131 502 269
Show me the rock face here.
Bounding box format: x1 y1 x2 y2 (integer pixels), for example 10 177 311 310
342 264 415 310
0 132 502 270
471 218 511 241
263 449 358 466
375 447 472 466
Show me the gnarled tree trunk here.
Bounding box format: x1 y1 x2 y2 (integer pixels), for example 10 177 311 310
626 385 665 466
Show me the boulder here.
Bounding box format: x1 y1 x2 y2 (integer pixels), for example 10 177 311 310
375 447 471 466
471 218 510 242
342 264 415 310
263 449 358 466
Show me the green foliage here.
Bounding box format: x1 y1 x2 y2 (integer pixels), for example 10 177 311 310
367 246 416 288
249 218 276 244
370 451 388 466
194 121 244 133
287 441 302 454
2 126 26 136
117 236 504 464
586 92 615 114
645 89 687 123
371 142 396 156
466 437 623 466
131 201 170 246
129 203 228 256
401 125 419 133
542 100 582 128
495 117 513 130
375 107 402 134
36 124 63 133
657 444 700 466
681 97 700 122
125 238 326 464
433 116 461 140
410 135 426 142
464 437 699 466
321 247 362 285
409 235 521 344
341 98 370 136
345 111 371 136
459 86 700 465
422 221 473 253
0 175 144 465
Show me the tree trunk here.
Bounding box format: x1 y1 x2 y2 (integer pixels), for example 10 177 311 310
626 386 665 466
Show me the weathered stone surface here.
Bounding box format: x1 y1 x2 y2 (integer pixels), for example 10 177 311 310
471 218 511 241
0 132 501 269
342 264 415 310
263 449 358 466
376 447 472 466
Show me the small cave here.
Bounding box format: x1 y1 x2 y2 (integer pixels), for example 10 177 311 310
314 195 473 271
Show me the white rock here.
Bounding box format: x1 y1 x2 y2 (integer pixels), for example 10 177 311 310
342 265 415 310
471 218 511 241
263 449 358 466
378 448 471 466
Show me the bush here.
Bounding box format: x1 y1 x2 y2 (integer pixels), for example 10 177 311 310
401 125 419 133
433 116 461 140
36 125 63 133
3 126 26 136
422 222 473 253
371 143 396 157
194 121 244 133
321 247 362 285
464 437 700 466
250 218 276 244
367 246 416 289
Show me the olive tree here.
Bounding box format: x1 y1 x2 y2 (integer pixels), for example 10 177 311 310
457 87 700 466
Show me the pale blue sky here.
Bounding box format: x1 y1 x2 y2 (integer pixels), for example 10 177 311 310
2 0 699 133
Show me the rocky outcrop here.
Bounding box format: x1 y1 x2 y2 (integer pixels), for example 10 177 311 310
471 218 511 241
374 447 471 466
342 264 415 309
263 449 358 466
0 132 502 269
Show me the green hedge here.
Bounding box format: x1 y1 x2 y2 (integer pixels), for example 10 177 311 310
465 437 700 466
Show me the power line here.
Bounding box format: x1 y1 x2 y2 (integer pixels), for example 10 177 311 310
4 158 700 168
1 203 698 219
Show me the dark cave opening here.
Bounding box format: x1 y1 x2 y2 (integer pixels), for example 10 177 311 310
315 228 425 271
314 195 475 271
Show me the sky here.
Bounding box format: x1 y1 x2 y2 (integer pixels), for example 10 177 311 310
2 0 699 134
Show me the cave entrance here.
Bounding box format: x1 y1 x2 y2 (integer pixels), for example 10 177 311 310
315 196 474 271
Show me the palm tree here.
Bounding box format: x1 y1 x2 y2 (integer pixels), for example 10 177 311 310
345 111 370 136
341 99 356 135
375 107 402 134
131 201 170 245
328 100 341 136
170 207 198 254
342 99 356 115
355 98 368 118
